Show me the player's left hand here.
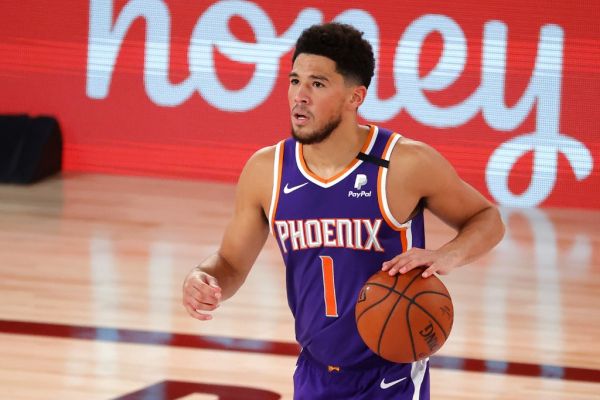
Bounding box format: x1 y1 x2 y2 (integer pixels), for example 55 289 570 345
381 247 460 278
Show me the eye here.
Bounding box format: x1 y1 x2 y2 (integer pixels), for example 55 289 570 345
290 78 299 85
313 81 324 88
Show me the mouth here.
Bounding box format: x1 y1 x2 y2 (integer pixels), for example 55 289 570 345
292 108 311 125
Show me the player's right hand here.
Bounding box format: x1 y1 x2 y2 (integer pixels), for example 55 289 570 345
182 268 222 321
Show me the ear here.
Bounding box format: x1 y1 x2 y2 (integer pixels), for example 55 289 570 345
348 85 367 110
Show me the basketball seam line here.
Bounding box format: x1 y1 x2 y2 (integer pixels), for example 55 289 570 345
366 283 453 334
377 271 423 358
406 291 453 361
367 283 451 301
378 283 405 356
410 291 452 339
405 300 449 360
406 303 417 361
355 279 398 323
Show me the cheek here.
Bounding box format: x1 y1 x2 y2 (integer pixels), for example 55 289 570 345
320 95 344 115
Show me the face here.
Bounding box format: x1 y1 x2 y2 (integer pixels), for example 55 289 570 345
288 54 353 144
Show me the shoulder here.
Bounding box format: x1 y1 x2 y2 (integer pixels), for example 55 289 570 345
241 144 279 179
389 137 448 169
387 136 457 196
236 144 280 208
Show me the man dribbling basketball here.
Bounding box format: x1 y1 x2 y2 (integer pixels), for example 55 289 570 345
182 22 504 399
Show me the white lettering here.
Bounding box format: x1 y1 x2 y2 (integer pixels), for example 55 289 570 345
86 1 594 207
274 218 384 252
363 219 384 251
87 0 321 108
321 219 337 247
275 220 289 253
288 220 306 251
87 0 195 105
305 220 323 248
484 25 593 207
348 190 372 198
336 219 353 248
353 219 363 250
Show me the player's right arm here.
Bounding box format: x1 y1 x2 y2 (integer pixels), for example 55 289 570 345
182 146 275 321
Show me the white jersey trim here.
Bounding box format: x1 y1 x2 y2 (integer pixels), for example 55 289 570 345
405 220 413 249
268 141 284 235
411 358 429 400
379 133 411 231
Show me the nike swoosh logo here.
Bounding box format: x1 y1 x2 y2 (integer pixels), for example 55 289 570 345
380 377 407 389
283 182 308 194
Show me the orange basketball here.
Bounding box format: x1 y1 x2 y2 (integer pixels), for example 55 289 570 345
355 268 454 363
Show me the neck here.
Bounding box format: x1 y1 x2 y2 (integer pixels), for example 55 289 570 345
302 121 371 180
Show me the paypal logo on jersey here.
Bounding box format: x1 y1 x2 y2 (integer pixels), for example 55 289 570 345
349 174 372 198
354 174 367 190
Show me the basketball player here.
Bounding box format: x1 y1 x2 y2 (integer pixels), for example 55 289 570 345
182 23 504 399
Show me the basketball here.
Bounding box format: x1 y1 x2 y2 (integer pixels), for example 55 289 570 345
355 268 454 363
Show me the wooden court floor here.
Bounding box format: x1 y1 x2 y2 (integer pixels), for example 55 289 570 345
0 173 599 399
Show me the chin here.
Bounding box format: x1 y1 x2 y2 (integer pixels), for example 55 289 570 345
290 115 340 145
291 129 310 143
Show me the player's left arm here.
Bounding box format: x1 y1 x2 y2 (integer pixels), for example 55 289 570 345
382 140 505 278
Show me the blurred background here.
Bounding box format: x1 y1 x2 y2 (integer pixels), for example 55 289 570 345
1 0 598 207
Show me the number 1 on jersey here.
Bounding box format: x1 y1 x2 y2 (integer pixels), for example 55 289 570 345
320 256 338 317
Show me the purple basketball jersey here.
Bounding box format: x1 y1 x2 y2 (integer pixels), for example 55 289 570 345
269 125 426 371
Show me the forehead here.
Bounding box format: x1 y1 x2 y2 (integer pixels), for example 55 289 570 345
291 53 341 79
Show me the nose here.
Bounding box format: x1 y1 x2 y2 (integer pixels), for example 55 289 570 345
292 84 310 105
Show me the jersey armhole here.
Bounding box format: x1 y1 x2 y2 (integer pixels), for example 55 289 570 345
268 140 285 234
377 133 415 251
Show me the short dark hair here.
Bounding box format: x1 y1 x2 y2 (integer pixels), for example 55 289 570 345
292 22 375 89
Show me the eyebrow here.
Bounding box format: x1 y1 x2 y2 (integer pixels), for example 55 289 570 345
288 72 330 82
